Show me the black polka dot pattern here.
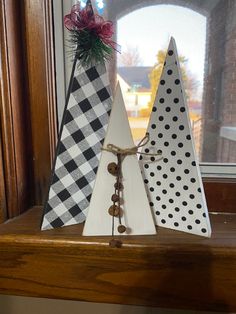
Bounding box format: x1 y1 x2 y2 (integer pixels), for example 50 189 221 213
140 39 211 237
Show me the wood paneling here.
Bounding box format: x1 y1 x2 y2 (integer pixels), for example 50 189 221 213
22 0 57 206
0 207 235 312
0 0 57 218
204 179 236 213
0 130 6 223
0 0 30 219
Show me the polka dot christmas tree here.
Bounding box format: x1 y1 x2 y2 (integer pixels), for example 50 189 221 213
140 38 211 237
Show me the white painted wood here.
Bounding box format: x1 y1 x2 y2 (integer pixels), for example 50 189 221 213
53 0 66 125
53 0 76 125
140 38 211 237
83 84 156 236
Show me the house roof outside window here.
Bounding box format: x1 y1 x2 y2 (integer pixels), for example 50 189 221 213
117 66 152 91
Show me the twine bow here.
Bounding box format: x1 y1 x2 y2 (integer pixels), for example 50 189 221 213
102 133 162 158
103 133 162 248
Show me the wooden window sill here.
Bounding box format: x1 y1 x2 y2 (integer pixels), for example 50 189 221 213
0 207 235 312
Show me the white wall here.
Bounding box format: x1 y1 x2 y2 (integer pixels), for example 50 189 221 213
0 295 232 314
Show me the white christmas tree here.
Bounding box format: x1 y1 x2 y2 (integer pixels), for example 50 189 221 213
83 84 156 236
140 38 211 237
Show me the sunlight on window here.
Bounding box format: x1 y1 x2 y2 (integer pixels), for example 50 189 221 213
117 5 206 160
58 1 236 166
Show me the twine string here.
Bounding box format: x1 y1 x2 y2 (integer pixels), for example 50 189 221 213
105 133 162 248
102 133 162 158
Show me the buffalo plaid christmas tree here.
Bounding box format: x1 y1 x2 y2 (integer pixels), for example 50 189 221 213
41 0 115 230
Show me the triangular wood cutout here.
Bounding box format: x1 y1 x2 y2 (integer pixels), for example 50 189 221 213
140 38 211 237
41 60 112 230
83 84 156 236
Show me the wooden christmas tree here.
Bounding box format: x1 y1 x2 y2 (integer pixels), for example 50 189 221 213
140 38 211 237
83 84 156 237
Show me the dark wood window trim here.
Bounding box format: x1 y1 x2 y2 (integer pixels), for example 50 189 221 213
22 0 57 205
0 0 57 220
0 0 30 219
0 207 235 312
0 129 7 223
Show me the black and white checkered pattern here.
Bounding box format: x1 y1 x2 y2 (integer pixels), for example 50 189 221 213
41 61 112 230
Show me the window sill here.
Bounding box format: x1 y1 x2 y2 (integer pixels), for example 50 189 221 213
0 207 235 312
220 126 236 142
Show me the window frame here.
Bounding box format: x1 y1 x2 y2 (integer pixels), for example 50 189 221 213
0 0 235 223
0 0 30 219
0 0 57 220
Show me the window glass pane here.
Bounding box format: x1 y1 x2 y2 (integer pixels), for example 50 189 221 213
117 5 206 162
108 1 236 165
54 0 236 174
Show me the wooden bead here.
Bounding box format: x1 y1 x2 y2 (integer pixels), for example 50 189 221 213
114 182 123 190
109 239 122 248
108 205 120 217
107 162 118 176
111 194 119 202
117 225 126 234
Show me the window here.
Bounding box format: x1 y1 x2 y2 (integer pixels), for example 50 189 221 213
0 0 235 222
54 0 236 179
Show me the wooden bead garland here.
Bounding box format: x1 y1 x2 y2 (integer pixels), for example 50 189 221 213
103 133 161 248
107 153 127 248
